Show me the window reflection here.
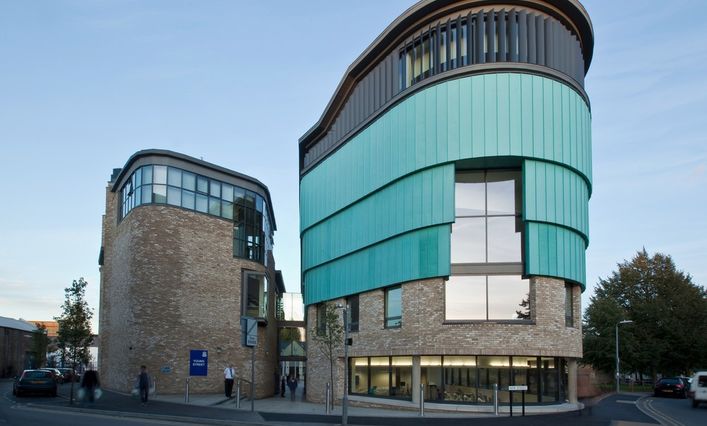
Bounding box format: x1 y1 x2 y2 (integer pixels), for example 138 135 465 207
385 287 402 328
451 218 485 263
445 275 529 321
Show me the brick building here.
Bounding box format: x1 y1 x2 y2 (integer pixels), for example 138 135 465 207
299 0 593 409
99 150 283 395
0 316 36 378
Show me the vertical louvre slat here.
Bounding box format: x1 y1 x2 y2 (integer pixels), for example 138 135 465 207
486 10 495 63
498 9 507 62
519 10 527 62
456 15 462 67
436 22 442 74
466 12 473 65
476 11 485 64
509 9 518 62
445 19 451 71
536 15 545 66
545 18 553 68
528 12 536 63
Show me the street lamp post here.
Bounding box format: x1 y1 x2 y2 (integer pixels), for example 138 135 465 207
336 303 350 426
615 320 633 393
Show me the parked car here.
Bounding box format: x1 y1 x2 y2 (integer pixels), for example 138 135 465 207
39 368 63 384
13 370 58 397
57 368 78 383
654 377 687 398
688 371 707 408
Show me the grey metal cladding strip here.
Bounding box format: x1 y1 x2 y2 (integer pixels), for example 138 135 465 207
456 15 462 65
536 15 545 66
498 9 507 62
486 11 495 63
509 9 518 63
446 18 451 71
466 12 473 65
476 10 484 64
528 12 536 63
519 10 527 62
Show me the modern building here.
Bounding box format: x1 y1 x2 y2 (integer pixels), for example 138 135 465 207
300 0 593 408
99 149 283 395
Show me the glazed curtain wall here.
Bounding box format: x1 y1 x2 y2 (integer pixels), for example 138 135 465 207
301 73 591 305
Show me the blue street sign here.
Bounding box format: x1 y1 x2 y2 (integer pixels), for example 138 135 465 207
189 349 208 376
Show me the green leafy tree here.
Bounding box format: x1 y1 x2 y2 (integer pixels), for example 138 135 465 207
55 277 94 403
583 249 707 381
311 303 343 407
31 323 49 368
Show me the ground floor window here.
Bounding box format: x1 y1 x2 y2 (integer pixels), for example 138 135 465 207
349 355 566 404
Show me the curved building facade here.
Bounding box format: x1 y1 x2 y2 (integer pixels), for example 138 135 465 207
99 150 282 395
300 0 593 408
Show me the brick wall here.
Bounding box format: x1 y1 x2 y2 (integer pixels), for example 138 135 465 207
99 186 279 396
305 276 582 403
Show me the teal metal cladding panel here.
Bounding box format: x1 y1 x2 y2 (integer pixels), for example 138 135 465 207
302 164 455 271
525 222 586 288
301 73 591 303
304 225 451 305
523 160 590 242
300 73 592 232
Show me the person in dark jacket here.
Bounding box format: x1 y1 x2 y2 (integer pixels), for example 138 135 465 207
137 365 151 405
81 369 100 402
280 375 286 397
287 375 298 401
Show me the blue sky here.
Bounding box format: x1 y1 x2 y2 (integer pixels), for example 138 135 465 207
1 0 705 332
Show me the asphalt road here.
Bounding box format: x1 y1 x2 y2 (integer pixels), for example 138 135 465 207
3 379 698 426
638 394 707 426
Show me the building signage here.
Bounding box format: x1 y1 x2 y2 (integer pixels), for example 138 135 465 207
189 349 208 376
241 317 257 347
508 385 528 391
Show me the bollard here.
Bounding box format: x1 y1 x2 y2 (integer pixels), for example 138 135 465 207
325 383 331 414
185 377 190 403
153 378 157 397
236 379 241 408
419 384 425 416
493 383 499 416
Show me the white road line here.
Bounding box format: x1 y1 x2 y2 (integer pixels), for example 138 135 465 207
637 396 685 426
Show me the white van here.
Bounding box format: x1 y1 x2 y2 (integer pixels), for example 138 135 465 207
689 371 707 408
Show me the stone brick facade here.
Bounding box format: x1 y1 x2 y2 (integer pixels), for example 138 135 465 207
305 276 581 404
99 182 279 396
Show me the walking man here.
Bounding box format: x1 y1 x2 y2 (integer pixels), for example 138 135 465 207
224 363 236 398
137 365 151 406
287 374 298 401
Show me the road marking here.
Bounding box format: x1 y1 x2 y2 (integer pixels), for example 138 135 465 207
636 396 685 426
617 399 637 404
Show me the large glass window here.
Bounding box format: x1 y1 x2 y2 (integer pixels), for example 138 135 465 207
385 287 402 328
243 272 268 319
452 170 521 263
446 275 529 321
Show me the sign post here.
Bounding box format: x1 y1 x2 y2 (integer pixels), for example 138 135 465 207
241 318 257 412
508 385 528 417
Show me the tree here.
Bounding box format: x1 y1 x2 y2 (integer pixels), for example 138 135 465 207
31 323 49 368
516 294 531 320
311 303 343 407
583 249 707 381
55 277 94 404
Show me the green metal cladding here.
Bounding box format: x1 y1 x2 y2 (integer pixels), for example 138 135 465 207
301 72 592 305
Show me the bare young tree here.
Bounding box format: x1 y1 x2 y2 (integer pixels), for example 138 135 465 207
311 302 343 406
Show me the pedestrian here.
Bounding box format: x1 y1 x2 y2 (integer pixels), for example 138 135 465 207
287 374 298 401
80 368 100 402
224 363 236 398
137 365 151 405
280 375 286 397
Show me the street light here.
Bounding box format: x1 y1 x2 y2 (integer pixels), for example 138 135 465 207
335 303 350 426
615 319 633 393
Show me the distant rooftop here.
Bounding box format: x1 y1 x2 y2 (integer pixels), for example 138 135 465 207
0 316 37 332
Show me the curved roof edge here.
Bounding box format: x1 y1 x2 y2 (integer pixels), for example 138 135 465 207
299 0 593 150
111 149 277 230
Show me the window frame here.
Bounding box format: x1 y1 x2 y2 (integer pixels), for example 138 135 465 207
347 294 359 332
564 283 574 327
242 270 268 322
384 286 402 328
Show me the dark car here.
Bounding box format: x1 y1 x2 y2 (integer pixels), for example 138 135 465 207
57 368 78 383
654 377 687 398
13 370 58 397
39 368 63 384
